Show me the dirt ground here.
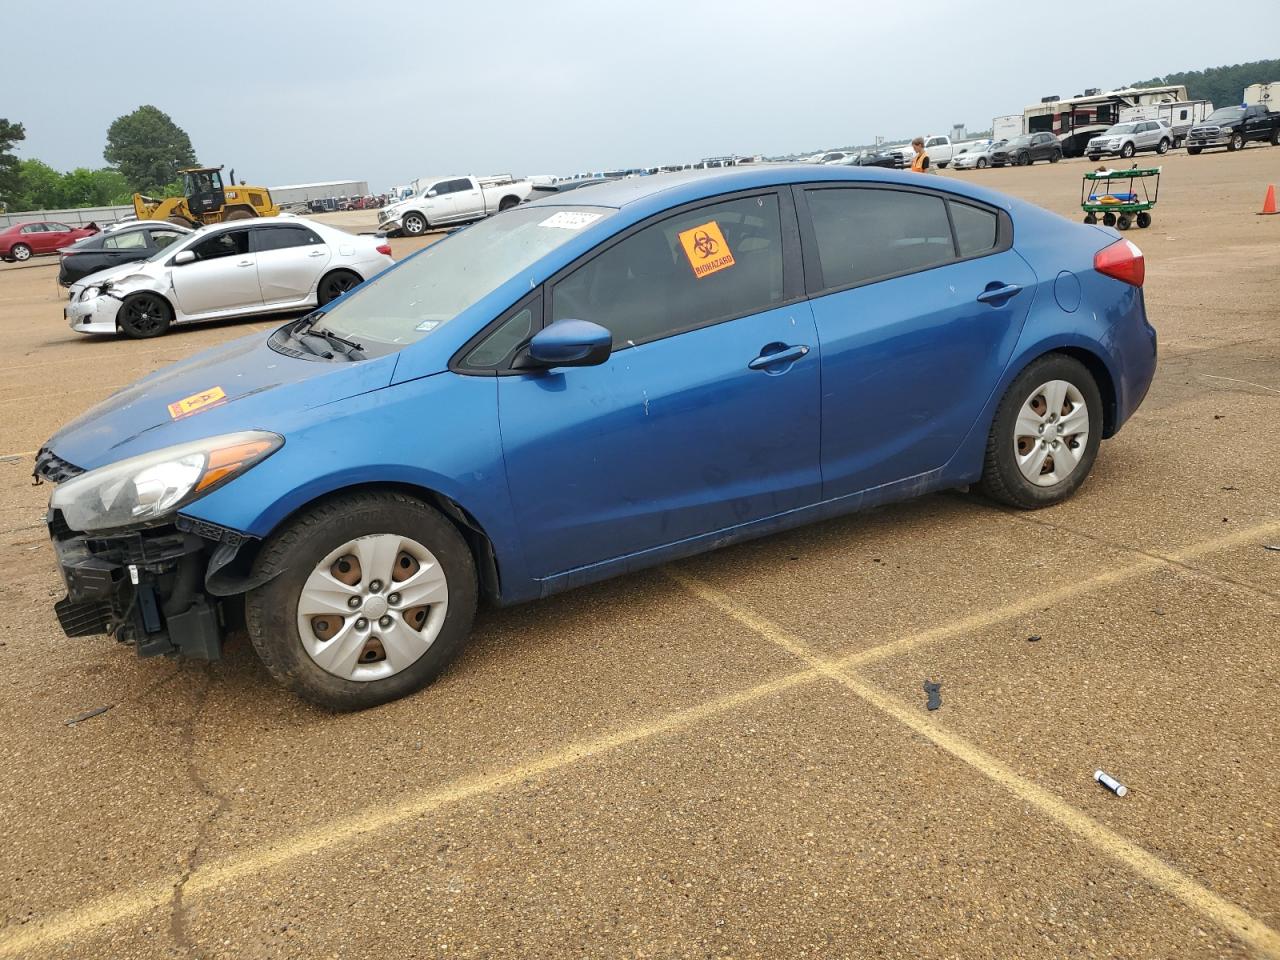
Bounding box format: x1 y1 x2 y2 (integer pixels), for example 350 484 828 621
0 150 1277 959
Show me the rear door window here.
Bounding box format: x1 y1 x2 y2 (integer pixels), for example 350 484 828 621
803 187 956 290
103 231 148 250
254 225 323 252
549 193 785 347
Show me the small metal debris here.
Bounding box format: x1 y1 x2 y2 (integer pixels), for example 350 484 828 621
65 705 113 726
1027 634 1041 643
923 681 942 711
1094 769 1128 797
1264 544 1280 552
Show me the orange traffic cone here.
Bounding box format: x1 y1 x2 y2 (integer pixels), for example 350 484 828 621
1261 184 1278 216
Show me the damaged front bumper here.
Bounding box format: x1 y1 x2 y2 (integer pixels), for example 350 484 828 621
65 293 122 335
47 509 262 661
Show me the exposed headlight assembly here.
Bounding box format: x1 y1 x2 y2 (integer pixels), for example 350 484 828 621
51 431 282 533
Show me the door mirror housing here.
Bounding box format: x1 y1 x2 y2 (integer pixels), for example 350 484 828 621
171 249 196 265
517 319 612 370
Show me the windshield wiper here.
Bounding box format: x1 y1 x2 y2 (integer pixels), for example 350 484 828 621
287 313 366 361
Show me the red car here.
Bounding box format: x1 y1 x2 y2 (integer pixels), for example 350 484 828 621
0 221 100 262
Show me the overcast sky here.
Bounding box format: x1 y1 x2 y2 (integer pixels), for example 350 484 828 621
6 0 1276 189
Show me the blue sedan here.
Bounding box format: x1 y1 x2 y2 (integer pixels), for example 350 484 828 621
37 166 1156 709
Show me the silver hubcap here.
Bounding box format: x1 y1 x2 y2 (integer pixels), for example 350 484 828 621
14 246 30 260
1013 379 1090 487
296 533 449 682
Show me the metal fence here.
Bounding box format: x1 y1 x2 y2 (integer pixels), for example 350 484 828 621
0 205 134 229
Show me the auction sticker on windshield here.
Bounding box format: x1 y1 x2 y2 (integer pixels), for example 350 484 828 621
677 221 735 279
539 211 603 230
167 386 227 420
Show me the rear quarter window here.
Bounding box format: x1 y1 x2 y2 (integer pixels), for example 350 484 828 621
949 201 998 258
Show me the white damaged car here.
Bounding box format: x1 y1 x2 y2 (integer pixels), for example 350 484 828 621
65 218 395 339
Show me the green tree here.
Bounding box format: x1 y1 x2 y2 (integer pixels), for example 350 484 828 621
103 105 197 194
10 158 63 210
0 118 25 209
59 167 134 207
1132 58 1280 109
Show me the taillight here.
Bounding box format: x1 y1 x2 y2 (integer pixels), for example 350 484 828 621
375 243 392 256
1094 239 1145 287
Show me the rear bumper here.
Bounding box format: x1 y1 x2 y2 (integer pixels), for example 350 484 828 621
1108 291 1159 434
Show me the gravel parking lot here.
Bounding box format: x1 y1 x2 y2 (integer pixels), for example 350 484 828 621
1 151 1277 959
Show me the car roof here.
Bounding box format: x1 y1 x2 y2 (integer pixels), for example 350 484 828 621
524 163 1018 215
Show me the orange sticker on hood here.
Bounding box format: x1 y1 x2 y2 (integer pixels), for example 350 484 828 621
677 221 735 279
168 386 227 420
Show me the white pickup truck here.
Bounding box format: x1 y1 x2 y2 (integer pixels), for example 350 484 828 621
378 174 533 236
891 135 956 169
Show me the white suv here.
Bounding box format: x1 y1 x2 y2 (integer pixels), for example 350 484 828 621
1086 120 1174 160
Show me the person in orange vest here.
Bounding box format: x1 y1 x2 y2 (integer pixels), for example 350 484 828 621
910 137 931 173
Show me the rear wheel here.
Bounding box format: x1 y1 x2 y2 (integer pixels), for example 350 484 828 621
1049 150 1062 163
167 215 195 228
979 354 1102 509
1120 142 1136 159
317 269 361 305
1136 211 1152 229
402 212 428 236
1102 212 1117 227
245 491 478 710
10 243 31 261
224 207 255 221
1156 138 1170 155
1083 213 1098 224
118 292 172 338
1116 215 1132 230
497 195 519 211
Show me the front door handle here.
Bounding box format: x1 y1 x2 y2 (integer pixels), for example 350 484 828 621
748 343 810 370
307 250 325 257
976 282 1023 304
236 259 254 267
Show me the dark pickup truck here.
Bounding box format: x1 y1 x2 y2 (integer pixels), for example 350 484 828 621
1185 105 1280 154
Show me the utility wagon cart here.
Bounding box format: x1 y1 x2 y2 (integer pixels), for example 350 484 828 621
1081 165 1161 230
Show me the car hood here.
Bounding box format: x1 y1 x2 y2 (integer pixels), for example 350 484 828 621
72 261 152 290
44 332 399 471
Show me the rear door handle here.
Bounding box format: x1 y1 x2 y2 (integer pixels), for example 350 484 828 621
748 344 809 370
976 283 1023 304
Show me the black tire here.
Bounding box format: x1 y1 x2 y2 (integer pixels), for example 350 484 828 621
317 269 362 305
117 292 172 338
1102 212 1117 227
402 212 428 236
1120 142 1135 159
1156 138 1170 155
1116 215 1132 231
245 491 478 710
10 243 31 262
1049 150 1062 163
1227 133 1244 152
979 354 1103 509
497 195 520 212
224 207 255 221
1136 212 1152 229
1187 146 1202 155
1018 152 1031 166
977 157 988 169
1270 128 1280 146
1087 154 1101 162
167 215 195 228
1083 213 1097 224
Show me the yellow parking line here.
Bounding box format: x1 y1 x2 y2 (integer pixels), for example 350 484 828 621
669 522 1280 960
4 518 1277 955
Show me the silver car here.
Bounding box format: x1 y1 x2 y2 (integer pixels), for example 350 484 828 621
951 140 1004 170
1086 120 1174 160
65 218 395 339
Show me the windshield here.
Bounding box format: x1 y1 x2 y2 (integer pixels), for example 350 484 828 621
1008 136 1031 146
1104 123 1138 135
313 205 615 355
1205 107 1243 123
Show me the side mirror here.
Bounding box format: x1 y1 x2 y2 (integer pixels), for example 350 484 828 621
426 190 438 198
517 319 612 370
172 250 196 265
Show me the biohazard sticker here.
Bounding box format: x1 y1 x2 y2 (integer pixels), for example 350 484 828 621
677 221 735 279
167 386 227 420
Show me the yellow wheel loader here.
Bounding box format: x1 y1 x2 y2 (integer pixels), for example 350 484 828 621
131 166 279 227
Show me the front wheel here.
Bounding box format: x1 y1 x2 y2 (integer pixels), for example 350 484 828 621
1018 152 1031 166
977 157 988 169
118 292 172 338
1156 138 1170 155
1102 212 1117 227
402 212 428 236
1120 142 1136 159
1270 128 1280 146
1228 133 1244 152
1083 213 1098 224
1136 211 1152 229
979 354 1102 509
245 492 478 710
10 243 31 262
1187 146 1202 155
